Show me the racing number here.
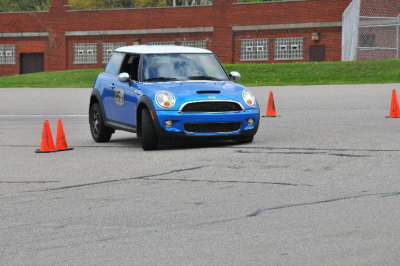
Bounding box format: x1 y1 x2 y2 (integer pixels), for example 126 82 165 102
114 88 124 106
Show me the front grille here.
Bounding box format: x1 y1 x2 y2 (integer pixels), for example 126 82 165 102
184 122 242 133
181 101 243 112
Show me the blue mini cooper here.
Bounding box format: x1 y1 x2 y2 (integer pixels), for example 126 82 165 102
89 45 259 150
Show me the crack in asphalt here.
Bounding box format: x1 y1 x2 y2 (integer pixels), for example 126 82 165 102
231 146 400 153
237 150 326 155
381 191 400 198
0 181 59 184
26 166 206 192
246 193 379 217
25 165 312 193
199 191 400 225
236 150 371 157
140 177 312 187
0 222 35 230
246 191 400 217
330 153 370 158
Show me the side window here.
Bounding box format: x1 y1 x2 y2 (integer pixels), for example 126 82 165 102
104 52 124 75
119 54 140 81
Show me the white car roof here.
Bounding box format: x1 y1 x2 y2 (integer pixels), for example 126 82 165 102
115 45 212 54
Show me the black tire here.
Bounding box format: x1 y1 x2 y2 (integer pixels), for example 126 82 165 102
141 108 158 150
89 103 113 142
234 136 254 144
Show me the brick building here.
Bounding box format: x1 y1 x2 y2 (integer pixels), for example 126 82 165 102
0 0 352 77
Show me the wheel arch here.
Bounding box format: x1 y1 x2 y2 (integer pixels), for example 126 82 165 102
136 96 157 138
89 90 107 123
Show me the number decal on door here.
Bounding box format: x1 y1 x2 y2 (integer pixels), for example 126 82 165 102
114 88 124 106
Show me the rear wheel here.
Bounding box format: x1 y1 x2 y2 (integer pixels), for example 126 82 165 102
141 108 158 150
89 103 113 142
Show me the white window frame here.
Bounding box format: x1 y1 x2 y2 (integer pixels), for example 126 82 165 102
240 39 268 61
0 45 16 64
274 37 304 60
74 43 97 64
180 40 207 49
147 41 176 46
102 42 126 63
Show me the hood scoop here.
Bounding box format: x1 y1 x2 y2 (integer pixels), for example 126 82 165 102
196 90 221 94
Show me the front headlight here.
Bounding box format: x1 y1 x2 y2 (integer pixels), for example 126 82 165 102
242 89 256 107
155 91 176 109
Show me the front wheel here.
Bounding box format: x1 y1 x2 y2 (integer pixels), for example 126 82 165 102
141 108 158 150
89 103 113 142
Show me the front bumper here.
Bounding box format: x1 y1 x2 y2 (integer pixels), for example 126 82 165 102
152 108 260 138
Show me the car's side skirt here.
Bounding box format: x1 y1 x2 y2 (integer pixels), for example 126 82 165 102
105 119 137 133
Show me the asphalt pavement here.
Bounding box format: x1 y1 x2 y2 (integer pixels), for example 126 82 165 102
0 84 399 265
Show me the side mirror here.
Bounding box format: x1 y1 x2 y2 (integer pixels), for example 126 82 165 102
118 72 133 86
229 71 241 82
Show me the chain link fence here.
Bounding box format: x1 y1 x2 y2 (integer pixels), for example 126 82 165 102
342 0 400 61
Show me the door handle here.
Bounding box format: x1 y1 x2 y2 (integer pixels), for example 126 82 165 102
109 84 115 89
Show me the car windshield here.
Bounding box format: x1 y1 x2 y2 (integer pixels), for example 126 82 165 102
142 53 229 82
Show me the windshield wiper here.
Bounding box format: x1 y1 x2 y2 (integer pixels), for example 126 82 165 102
188 75 221 81
143 77 179 82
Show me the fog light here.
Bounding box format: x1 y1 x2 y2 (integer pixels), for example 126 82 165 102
248 119 254 126
165 120 173 128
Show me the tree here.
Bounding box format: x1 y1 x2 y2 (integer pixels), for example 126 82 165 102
67 0 211 9
170 0 212 6
0 0 51 12
68 0 168 9
0 0 212 12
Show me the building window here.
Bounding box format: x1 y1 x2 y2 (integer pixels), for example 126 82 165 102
147 41 176 46
0 44 16 64
274 38 304 60
240 39 268 61
74 43 97 64
360 34 376 48
180 40 207 49
102 42 126 63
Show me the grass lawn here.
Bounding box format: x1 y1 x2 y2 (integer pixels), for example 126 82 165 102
1 60 400 88
0 69 103 88
224 60 400 86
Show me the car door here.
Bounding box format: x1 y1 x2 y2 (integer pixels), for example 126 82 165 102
102 52 125 121
109 54 141 126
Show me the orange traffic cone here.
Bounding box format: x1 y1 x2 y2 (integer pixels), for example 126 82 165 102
56 119 73 151
390 89 400 118
266 91 277 117
35 120 55 153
